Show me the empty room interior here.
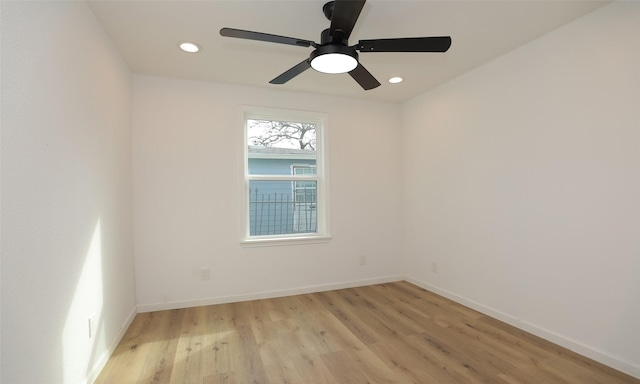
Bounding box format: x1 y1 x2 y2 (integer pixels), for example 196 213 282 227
1 0 639 383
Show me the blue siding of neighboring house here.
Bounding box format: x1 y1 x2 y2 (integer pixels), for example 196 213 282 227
249 158 315 176
248 157 316 236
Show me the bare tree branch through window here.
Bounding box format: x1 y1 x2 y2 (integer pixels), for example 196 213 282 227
248 120 316 150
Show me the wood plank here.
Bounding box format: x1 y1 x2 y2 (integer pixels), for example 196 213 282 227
203 372 237 384
288 353 337 384
313 289 383 345
319 351 376 384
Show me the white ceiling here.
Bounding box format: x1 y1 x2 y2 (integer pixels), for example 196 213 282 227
88 0 609 103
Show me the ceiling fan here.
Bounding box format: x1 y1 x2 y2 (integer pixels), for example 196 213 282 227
220 0 451 90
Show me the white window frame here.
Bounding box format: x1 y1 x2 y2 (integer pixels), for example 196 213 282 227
241 107 330 246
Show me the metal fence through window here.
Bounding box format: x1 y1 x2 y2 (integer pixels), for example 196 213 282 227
249 187 317 236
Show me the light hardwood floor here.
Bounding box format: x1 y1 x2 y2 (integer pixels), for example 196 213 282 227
95 281 639 383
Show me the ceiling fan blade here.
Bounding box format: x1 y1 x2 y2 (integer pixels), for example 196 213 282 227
329 0 366 40
348 63 381 90
358 36 452 53
269 59 312 84
220 28 316 48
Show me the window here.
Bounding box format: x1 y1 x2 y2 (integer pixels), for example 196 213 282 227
243 108 328 244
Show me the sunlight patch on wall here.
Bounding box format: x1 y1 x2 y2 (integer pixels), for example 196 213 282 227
62 220 105 383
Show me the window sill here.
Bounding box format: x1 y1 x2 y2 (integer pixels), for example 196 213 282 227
241 235 332 247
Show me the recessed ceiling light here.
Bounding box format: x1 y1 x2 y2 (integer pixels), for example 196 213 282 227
179 42 201 53
389 76 403 84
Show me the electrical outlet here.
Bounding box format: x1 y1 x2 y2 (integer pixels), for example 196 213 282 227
359 255 367 266
431 261 439 274
200 267 211 281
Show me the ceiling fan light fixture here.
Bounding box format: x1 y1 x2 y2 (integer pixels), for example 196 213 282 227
310 45 358 74
311 53 357 74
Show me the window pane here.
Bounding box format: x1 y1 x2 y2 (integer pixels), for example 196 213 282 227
249 180 317 236
293 166 316 176
247 119 316 176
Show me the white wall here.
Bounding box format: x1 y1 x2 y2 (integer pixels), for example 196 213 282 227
132 76 404 311
1 2 136 383
402 1 639 378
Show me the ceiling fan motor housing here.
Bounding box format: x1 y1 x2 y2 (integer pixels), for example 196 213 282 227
320 28 348 46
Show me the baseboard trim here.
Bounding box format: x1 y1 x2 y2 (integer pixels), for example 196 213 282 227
84 306 137 384
405 276 640 380
137 275 404 313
